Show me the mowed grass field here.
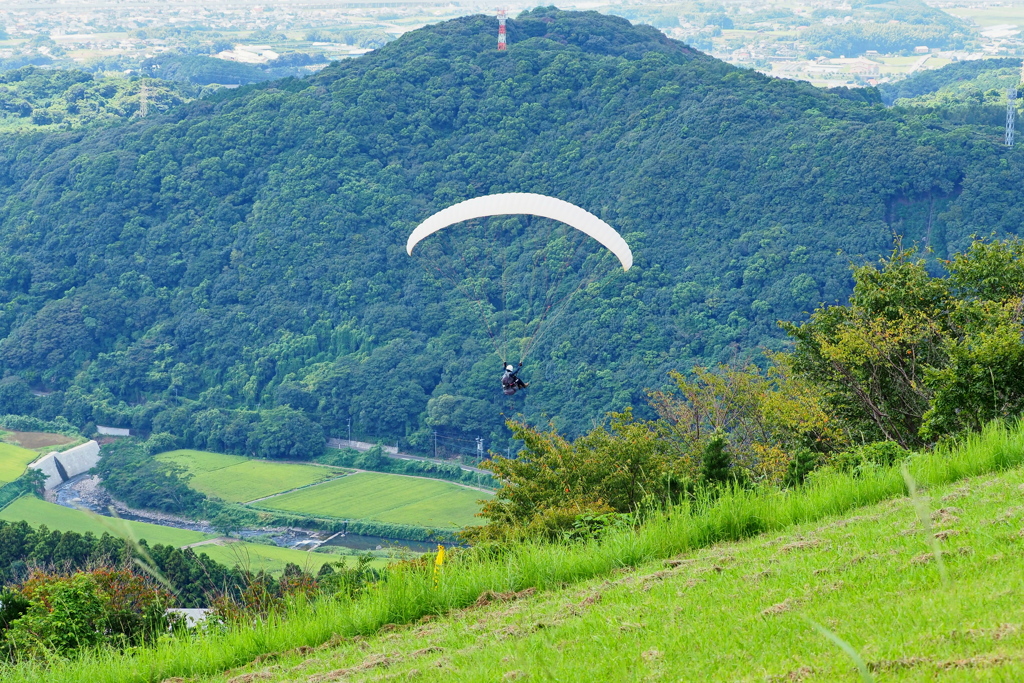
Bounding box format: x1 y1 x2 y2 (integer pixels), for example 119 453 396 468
0 442 41 486
0 496 355 574
257 471 489 528
156 449 341 503
0 496 210 547
188 541 339 575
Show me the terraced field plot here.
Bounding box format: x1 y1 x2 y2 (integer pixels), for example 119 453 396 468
0 442 41 486
157 449 342 503
2 430 79 450
257 471 489 528
0 495 210 547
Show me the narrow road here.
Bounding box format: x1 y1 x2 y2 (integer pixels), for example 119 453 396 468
907 53 931 75
326 438 490 475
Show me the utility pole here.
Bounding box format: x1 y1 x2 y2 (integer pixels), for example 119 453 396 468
433 430 438 458
476 437 484 460
347 418 351 444
497 8 507 51
1007 86 1017 147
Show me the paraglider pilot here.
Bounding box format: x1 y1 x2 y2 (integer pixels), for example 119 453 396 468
502 362 528 395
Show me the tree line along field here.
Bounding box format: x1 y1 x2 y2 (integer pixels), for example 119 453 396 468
158 449 490 528
155 449 345 503
253 470 491 529
0 495 341 574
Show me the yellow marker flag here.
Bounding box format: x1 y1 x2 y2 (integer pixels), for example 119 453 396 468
433 544 445 589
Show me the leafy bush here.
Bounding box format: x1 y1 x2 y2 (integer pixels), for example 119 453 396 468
833 441 910 476
470 410 691 541
785 239 1024 448
2 568 171 661
145 432 179 455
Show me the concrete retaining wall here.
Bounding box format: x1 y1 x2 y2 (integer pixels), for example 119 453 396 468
97 425 131 436
29 440 101 491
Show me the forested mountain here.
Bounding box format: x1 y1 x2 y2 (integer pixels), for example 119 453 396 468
877 57 1021 105
879 58 1023 127
0 67 196 131
0 9 1022 454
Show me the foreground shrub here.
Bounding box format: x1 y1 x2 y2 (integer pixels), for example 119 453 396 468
833 440 911 476
2 568 171 662
471 409 690 541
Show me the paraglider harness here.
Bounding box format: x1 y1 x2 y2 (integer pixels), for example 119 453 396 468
501 362 528 395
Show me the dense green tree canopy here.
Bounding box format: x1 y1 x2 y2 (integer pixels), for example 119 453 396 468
0 9 1022 451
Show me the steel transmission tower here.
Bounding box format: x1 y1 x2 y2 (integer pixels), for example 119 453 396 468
497 9 507 50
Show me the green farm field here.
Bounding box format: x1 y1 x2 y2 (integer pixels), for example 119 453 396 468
0 496 359 574
0 496 210 547
0 442 40 486
188 541 341 575
258 471 489 528
157 449 343 503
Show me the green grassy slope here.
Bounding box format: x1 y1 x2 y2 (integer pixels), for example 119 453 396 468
202 466 1024 682
0 442 38 486
255 470 490 527
156 449 342 503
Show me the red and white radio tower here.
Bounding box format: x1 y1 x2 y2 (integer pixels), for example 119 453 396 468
497 8 507 50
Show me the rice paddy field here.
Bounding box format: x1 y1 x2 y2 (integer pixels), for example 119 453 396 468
0 442 41 486
256 471 490 528
1 430 80 451
0 496 350 574
0 495 210 547
156 449 343 503
186 540 340 575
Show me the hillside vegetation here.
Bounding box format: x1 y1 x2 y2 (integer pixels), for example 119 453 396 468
199 462 1024 683
878 57 1021 104
3 417 1023 682
1 10 1024 451
0 67 196 130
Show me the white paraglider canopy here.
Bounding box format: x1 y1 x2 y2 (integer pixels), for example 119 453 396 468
406 192 633 271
